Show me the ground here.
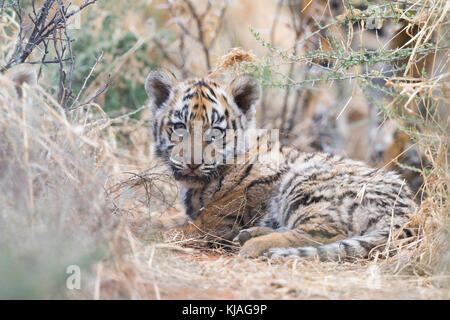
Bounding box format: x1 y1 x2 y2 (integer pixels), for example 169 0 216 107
92 227 449 300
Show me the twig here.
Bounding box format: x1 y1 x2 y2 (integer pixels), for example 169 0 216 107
70 51 105 110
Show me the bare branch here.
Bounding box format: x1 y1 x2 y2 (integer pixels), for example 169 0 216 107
0 0 97 74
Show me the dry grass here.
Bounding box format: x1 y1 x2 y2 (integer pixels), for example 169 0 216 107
83 199 448 300
0 70 118 298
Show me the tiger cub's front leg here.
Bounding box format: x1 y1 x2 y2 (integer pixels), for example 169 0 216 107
148 209 207 238
172 207 245 243
176 186 259 242
233 226 276 245
238 229 319 258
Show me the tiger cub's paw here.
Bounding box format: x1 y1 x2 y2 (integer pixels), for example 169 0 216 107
233 226 274 246
265 246 319 261
239 232 288 259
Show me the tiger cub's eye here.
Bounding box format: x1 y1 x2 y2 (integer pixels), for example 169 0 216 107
210 127 225 141
173 123 186 130
171 123 187 139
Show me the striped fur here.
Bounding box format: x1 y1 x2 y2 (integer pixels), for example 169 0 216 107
145 70 417 261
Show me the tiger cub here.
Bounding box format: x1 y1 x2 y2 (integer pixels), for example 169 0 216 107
145 69 416 261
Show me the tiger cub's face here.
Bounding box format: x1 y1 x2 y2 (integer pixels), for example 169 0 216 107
145 70 261 188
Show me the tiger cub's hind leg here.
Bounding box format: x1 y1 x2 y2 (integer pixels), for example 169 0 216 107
265 231 390 261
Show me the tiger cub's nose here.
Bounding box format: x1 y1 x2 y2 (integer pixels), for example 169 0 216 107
188 164 201 170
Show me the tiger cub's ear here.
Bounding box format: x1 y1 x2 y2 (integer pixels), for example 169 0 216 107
229 74 261 116
145 69 178 112
9 65 37 98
